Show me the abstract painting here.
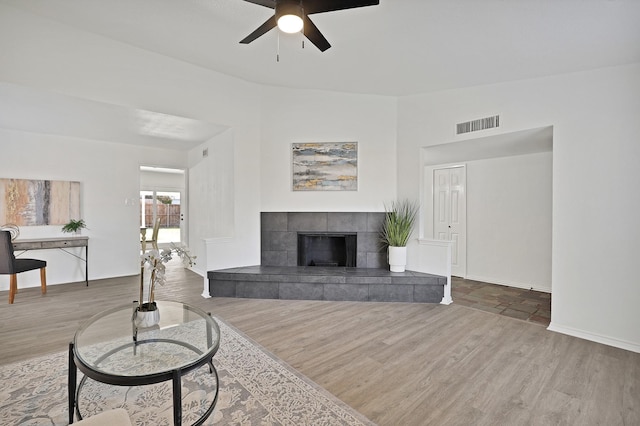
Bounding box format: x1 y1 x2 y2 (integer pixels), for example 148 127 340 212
0 178 81 226
292 142 357 191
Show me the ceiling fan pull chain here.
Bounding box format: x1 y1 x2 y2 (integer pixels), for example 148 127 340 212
277 32 280 62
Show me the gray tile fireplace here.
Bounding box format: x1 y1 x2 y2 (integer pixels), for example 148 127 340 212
261 212 386 268
207 212 447 304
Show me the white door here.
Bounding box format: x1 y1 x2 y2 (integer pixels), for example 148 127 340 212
433 166 466 277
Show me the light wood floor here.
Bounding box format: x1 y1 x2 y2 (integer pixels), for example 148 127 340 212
1 263 638 425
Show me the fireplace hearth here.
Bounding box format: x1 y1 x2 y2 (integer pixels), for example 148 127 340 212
210 212 448 303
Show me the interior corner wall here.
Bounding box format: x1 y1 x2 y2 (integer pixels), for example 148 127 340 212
188 128 254 276
185 125 262 275
259 86 398 212
398 63 640 352
0 128 187 291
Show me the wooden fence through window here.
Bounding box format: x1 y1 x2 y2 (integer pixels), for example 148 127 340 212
142 203 180 228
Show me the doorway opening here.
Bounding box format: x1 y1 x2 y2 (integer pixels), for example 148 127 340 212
139 166 186 248
422 126 553 293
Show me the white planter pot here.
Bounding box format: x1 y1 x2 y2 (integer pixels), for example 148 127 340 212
388 246 407 272
134 303 160 328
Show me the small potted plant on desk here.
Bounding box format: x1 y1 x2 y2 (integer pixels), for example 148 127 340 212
136 243 196 328
61 219 87 235
380 199 418 273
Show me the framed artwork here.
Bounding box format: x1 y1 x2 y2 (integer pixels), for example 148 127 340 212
0 178 81 226
292 142 358 191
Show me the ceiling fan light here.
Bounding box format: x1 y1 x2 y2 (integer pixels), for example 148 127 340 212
275 2 304 34
277 14 303 33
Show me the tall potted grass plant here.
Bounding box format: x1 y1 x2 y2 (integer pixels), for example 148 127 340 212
380 199 418 272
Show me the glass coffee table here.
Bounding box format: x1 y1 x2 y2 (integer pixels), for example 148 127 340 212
68 300 220 425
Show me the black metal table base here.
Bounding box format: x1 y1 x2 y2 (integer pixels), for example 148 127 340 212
68 342 219 425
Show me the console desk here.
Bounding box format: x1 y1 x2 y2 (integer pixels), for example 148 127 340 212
12 236 89 286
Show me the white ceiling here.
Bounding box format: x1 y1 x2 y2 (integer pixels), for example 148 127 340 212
1 0 639 149
3 0 640 96
0 82 228 150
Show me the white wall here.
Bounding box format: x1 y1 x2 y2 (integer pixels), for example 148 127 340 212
0 4 264 281
398 63 640 352
139 170 185 192
259 86 398 212
185 117 262 275
192 84 399 274
0 129 186 290
188 129 254 276
466 152 552 291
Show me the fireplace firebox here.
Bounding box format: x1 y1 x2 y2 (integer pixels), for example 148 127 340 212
297 233 357 267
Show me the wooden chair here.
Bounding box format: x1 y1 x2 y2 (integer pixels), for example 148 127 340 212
141 217 161 252
0 230 47 304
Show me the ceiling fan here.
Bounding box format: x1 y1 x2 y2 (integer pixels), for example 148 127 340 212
240 0 380 52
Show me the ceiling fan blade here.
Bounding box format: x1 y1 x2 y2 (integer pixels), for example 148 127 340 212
302 16 331 52
242 0 276 9
240 15 277 44
304 0 379 15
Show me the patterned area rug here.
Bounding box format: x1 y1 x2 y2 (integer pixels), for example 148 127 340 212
0 318 375 425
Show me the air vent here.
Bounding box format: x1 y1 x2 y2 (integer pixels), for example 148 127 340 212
456 115 500 135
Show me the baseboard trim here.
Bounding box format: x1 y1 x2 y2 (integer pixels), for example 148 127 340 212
547 322 640 353
463 274 551 293
190 265 205 278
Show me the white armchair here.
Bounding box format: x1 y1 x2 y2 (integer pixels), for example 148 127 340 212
74 408 132 426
